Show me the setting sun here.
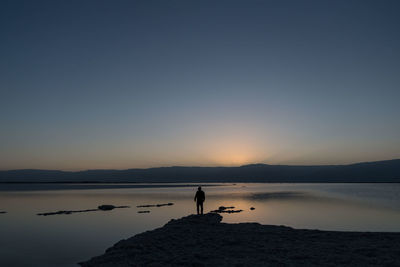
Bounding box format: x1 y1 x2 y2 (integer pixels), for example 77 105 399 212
203 136 263 166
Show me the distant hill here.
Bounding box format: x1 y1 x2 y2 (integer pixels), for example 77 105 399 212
1 159 400 183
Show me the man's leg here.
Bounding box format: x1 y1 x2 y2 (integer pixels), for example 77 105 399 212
196 202 200 215
200 202 203 215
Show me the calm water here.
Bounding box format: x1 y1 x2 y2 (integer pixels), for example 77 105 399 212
1 183 400 266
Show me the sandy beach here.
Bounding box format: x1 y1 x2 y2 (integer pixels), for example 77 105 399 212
81 213 400 266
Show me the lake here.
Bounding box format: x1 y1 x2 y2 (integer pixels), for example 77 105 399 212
1 183 400 266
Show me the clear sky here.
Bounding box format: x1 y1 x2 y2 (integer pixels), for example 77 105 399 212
1 0 399 170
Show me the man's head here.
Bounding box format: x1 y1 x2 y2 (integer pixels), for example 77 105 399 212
198 186 201 191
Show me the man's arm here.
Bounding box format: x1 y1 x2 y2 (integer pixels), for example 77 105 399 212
194 192 197 201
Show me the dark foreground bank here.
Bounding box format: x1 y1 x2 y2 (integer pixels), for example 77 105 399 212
81 213 400 266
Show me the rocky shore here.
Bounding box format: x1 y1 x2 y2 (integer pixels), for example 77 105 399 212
81 213 400 266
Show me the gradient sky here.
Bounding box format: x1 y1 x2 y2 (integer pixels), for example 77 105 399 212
1 0 400 170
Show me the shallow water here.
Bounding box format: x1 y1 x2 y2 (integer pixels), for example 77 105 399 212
1 183 400 266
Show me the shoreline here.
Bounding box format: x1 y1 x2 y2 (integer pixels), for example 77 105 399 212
81 213 400 266
1 181 400 184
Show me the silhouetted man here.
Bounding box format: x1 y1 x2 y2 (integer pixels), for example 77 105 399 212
194 186 205 215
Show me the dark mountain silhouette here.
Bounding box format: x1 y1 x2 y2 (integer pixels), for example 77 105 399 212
1 159 400 183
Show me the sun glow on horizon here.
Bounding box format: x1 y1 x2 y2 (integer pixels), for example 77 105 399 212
202 136 268 166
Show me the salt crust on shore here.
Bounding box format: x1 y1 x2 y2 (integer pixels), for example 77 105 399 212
81 213 400 266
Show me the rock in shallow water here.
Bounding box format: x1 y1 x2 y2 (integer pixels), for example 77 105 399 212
210 206 243 213
98 205 130 211
37 205 130 216
136 203 174 208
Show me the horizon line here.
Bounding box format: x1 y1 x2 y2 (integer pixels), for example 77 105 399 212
1 158 399 172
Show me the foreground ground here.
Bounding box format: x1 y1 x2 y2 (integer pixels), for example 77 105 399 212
81 213 400 266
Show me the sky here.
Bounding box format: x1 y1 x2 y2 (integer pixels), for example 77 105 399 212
1 0 400 170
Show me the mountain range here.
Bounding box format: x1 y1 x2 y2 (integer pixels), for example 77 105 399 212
1 159 400 183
